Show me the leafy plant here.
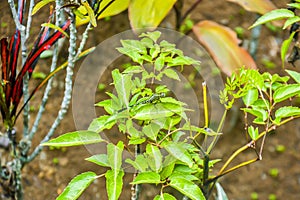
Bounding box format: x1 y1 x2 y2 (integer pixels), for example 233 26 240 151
250 0 300 67
44 31 300 200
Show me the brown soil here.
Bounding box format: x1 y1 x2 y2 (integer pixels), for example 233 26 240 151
1 0 300 200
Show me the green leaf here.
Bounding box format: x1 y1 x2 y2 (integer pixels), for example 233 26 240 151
125 155 148 172
164 142 194 168
85 154 110 167
273 84 300 103
41 23 69 38
281 32 296 68
121 39 147 54
42 131 104 147
155 56 165 71
32 0 55 15
107 141 124 171
154 193 177 200
139 31 162 43
112 69 134 107
286 70 300 83
131 172 161 184
105 170 124 200
56 172 96 200
275 106 300 119
88 115 117 133
160 158 175 180
242 89 258 107
81 0 97 27
169 177 205 200
163 68 180 81
283 16 300 29
129 0 176 32
167 56 200 67
146 144 162 172
142 122 161 141
242 107 268 122
248 126 259 140
76 0 129 26
117 47 142 64
133 102 182 120
287 3 300 10
250 9 295 29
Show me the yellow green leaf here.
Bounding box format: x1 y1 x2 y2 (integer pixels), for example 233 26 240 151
32 0 55 15
76 0 129 26
128 0 176 33
193 20 256 76
81 0 97 27
41 23 69 38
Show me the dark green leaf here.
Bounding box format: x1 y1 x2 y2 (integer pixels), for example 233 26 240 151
85 154 109 167
273 84 300 103
169 177 205 200
56 172 96 200
131 172 161 184
42 131 104 147
105 170 124 200
250 9 294 29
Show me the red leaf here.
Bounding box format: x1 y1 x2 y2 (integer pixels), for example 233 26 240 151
193 20 257 76
0 38 9 81
12 20 71 112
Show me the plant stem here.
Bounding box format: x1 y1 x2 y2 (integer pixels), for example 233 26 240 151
217 115 300 177
28 0 64 141
26 13 77 163
206 109 227 153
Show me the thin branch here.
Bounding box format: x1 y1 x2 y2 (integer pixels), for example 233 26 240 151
25 0 35 41
179 0 202 27
28 0 64 141
26 13 77 163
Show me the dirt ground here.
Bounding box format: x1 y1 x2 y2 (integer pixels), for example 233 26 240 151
1 0 300 200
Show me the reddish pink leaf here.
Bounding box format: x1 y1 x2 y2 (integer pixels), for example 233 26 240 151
226 0 277 15
193 20 256 76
